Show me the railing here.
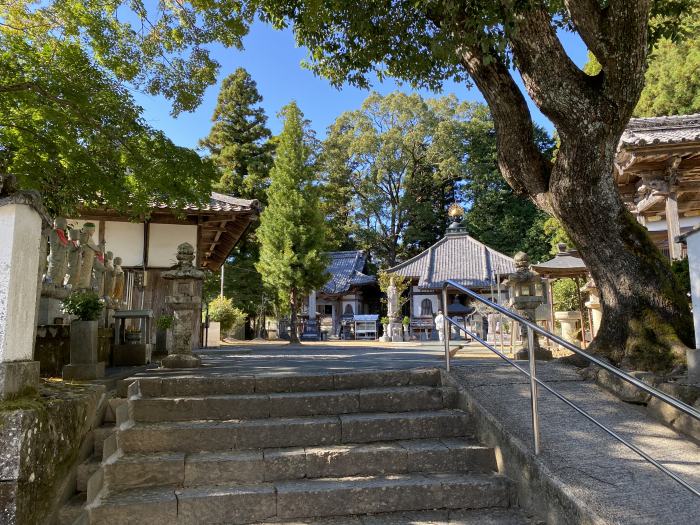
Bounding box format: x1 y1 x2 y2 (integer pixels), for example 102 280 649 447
441 280 700 497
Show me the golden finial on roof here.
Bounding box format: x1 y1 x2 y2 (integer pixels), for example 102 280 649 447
447 203 464 220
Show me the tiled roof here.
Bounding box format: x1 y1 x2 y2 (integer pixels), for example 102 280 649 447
323 251 376 295
531 244 587 277
619 114 700 148
388 229 515 289
161 192 260 213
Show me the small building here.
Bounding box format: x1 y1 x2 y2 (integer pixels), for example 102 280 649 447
616 114 700 259
387 219 516 339
68 192 260 342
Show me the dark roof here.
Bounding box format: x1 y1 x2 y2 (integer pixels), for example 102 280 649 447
153 192 261 214
322 251 376 295
387 228 515 290
531 244 588 278
619 114 700 148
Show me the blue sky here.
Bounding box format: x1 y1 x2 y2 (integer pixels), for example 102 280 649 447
132 21 589 149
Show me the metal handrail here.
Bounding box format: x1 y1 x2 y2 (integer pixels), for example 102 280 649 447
441 280 700 497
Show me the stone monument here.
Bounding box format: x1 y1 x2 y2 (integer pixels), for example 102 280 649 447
581 278 602 338
77 223 98 290
301 290 320 341
0 174 47 399
161 242 204 368
66 228 82 289
503 252 552 360
386 277 404 342
103 251 116 303
92 242 107 297
38 217 71 324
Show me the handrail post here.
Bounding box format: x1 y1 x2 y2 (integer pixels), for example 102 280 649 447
442 285 450 372
527 326 541 455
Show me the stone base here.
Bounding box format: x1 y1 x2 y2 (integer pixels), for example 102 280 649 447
113 343 152 366
63 362 106 380
0 360 40 399
515 347 553 361
161 353 201 368
389 322 403 343
38 296 67 325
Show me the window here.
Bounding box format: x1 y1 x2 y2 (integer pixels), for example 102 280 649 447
323 305 333 315
420 298 433 316
344 304 354 315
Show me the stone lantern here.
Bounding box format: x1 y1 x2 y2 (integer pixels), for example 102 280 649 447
503 252 552 360
161 242 204 368
581 279 602 338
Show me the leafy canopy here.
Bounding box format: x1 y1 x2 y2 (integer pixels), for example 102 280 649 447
255 102 328 309
200 67 274 201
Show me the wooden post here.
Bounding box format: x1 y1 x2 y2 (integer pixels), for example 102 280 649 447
666 191 682 260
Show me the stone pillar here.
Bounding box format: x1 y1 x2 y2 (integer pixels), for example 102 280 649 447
162 243 204 368
581 279 602 338
308 291 317 320
0 178 45 399
301 291 319 341
63 319 105 380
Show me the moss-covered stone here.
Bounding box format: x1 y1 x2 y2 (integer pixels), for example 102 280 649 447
0 380 105 524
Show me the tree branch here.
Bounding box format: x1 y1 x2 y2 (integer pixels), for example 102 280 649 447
563 0 608 59
458 46 552 213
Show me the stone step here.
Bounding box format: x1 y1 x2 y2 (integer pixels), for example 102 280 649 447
117 410 470 453
103 438 496 492
119 368 442 397
77 457 101 493
255 508 539 524
89 473 511 524
129 385 457 422
56 493 87 525
92 424 116 457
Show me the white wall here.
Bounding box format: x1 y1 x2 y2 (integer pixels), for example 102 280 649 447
148 223 197 268
105 221 144 267
412 291 439 317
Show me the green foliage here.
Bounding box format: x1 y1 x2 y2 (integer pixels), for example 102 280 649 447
1 8 218 216
552 279 580 313
671 258 691 299
256 102 328 313
636 3 700 116
380 317 390 326
402 316 410 326
208 296 246 333
156 315 174 331
377 270 410 313
200 68 274 201
62 291 104 321
542 218 573 254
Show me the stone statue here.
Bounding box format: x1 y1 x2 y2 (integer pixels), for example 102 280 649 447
387 277 399 321
112 257 125 305
103 251 115 304
77 223 99 290
66 228 82 289
92 241 107 296
45 217 70 287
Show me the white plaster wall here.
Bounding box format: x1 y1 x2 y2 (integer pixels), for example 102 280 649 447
105 221 144 267
645 216 700 232
0 204 42 362
686 231 700 349
148 224 197 268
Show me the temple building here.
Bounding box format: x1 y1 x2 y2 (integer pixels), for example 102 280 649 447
65 192 260 340
303 250 379 339
616 113 700 259
387 207 516 339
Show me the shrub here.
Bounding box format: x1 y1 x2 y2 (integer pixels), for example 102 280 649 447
156 315 173 331
402 316 410 326
62 290 103 321
380 316 390 325
209 296 246 334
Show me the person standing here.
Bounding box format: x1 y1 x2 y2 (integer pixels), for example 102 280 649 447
434 310 445 342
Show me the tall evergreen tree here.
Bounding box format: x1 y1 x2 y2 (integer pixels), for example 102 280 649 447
256 102 328 344
199 68 274 200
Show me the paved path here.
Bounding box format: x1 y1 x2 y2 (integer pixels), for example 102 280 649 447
450 361 700 525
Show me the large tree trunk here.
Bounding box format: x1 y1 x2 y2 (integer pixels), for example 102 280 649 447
448 2 693 371
289 288 300 344
551 132 693 370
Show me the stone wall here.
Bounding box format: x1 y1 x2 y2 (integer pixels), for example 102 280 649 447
35 326 114 375
0 382 106 525
34 326 70 377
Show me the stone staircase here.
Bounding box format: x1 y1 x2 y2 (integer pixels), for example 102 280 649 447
72 369 535 524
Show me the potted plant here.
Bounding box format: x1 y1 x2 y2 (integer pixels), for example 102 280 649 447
62 290 105 379
155 315 174 355
402 316 410 341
